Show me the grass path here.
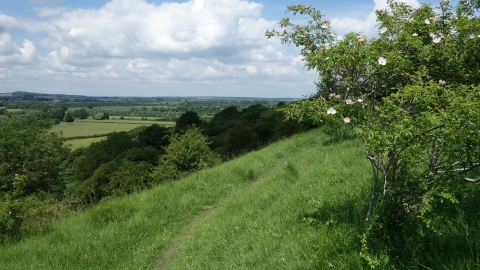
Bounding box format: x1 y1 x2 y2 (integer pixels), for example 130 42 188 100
156 150 304 269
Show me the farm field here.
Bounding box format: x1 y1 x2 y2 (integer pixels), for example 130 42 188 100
51 119 175 138
64 136 107 150
68 105 171 111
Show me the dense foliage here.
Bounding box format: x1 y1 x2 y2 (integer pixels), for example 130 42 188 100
202 104 313 156
267 0 480 267
0 116 69 240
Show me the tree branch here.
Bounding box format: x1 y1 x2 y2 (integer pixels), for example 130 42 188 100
366 154 378 221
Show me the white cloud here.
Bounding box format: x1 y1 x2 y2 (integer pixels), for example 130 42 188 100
0 34 38 64
0 0 324 97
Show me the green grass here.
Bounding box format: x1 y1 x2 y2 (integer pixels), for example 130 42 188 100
0 129 371 269
51 119 174 138
1 128 478 269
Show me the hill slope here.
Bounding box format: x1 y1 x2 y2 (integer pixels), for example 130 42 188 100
0 128 371 269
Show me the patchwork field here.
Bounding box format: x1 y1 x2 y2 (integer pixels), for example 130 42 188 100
51 119 175 138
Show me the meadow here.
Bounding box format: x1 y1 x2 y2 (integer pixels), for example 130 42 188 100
51 119 175 138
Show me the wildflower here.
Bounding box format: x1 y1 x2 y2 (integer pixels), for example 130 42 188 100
381 10 386 15
325 56 329 60
305 5 310 9
432 16 439 22
329 93 336 97
320 23 328 29
412 33 418 36
334 94 341 99
470 35 475 39
298 25 302 29
357 98 363 103
429 32 435 38
346 99 354 105
344 117 351 123
378 57 387 65
425 19 430 24
327 107 336 114
358 36 364 42
380 27 387 34
439 79 446 85
433 37 441 43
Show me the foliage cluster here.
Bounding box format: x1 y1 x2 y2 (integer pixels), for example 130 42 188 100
201 104 313 156
0 116 69 240
267 0 480 267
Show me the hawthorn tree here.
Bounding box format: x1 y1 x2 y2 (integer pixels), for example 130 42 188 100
267 0 480 267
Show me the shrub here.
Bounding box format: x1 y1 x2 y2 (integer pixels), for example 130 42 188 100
267 0 480 267
151 127 220 182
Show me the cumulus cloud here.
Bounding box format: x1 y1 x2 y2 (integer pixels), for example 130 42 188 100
3 0 386 96
39 0 273 60
33 0 307 85
0 34 38 65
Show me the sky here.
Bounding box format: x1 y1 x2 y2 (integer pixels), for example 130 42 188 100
0 0 450 97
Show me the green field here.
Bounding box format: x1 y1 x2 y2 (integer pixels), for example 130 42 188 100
64 137 107 150
51 119 175 138
68 105 171 111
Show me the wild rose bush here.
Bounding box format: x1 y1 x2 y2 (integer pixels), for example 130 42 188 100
267 0 480 267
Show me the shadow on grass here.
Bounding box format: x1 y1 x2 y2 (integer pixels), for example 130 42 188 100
301 193 368 229
302 186 480 269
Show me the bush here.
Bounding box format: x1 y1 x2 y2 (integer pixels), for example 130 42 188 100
268 0 480 267
151 127 220 182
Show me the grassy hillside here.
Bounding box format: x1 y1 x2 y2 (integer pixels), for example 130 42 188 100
0 128 372 269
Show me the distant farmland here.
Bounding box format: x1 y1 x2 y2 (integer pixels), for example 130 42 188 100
64 136 107 150
52 119 175 139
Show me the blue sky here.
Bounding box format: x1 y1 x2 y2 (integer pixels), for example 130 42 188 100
0 0 454 97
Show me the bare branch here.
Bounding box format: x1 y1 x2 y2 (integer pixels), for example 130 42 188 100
465 177 480 184
366 154 378 221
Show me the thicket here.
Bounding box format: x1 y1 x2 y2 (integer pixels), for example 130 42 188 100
267 0 480 267
0 116 69 240
201 104 313 156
